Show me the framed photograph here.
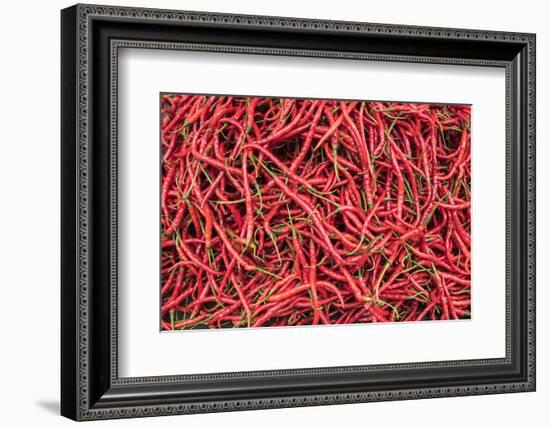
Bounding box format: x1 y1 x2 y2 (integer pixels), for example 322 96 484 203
61 4 536 421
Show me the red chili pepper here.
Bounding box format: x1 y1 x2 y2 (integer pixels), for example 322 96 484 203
160 95 471 328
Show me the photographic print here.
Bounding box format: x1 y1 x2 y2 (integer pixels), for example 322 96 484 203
160 94 471 331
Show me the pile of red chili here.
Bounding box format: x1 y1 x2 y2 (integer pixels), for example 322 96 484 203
160 94 471 330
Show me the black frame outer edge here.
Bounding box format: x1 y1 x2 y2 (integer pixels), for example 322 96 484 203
61 4 78 421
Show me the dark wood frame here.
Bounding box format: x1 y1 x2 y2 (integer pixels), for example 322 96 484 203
61 4 536 421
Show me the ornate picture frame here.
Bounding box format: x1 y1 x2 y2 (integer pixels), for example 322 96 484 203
61 4 535 421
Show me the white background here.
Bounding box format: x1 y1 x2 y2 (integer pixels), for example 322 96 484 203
119 49 505 377
0 0 547 425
